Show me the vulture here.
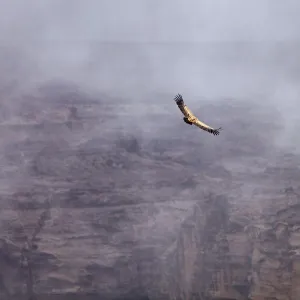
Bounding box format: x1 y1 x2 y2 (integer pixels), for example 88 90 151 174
174 94 222 136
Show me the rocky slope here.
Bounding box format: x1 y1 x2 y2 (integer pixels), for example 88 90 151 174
0 82 299 300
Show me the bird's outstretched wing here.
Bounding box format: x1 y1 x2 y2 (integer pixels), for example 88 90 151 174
193 118 222 136
174 94 196 119
174 94 222 136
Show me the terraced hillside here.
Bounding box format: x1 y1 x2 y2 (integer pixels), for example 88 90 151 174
0 82 299 300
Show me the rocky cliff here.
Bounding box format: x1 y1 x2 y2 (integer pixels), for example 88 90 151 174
0 82 299 300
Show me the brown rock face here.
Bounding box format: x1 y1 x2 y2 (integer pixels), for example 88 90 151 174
0 82 299 300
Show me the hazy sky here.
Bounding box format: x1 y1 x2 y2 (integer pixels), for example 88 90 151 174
1 0 299 42
0 0 299 149
1 0 298 86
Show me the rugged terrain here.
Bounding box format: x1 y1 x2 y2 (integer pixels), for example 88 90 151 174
0 82 299 300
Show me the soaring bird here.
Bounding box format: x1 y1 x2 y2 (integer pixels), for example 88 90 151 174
174 94 222 136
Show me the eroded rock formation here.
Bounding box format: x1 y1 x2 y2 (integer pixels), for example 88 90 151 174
0 82 299 300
